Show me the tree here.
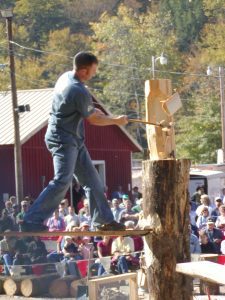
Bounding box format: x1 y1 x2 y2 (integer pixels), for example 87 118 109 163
14 0 68 46
160 0 205 52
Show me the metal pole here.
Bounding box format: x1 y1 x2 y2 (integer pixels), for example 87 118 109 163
152 55 155 79
6 16 24 203
219 67 225 163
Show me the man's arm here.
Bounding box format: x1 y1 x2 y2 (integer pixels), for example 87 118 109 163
86 109 128 126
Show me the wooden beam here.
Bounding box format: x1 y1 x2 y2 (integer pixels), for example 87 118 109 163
176 261 225 285
0 229 152 238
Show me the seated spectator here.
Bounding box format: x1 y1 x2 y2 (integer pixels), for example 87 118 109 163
27 236 48 264
47 224 81 263
79 199 91 226
4 200 13 217
191 186 205 206
62 236 83 277
111 236 138 274
111 199 124 222
202 218 223 254
79 236 94 259
63 236 83 260
199 232 217 254
11 204 19 230
0 209 15 232
189 202 197 226
59 199 69 216
0 231 17 275
47 209 66 232
125 221 143 252
189 225 201 254
132 198 143 214
72 180 86 214
196 206 210 229
119 199 139 225
215 205 225 228
119 194 129 209
211 197 223 222
16 200 29 231
9 196 17 207
64 206 80 227
79 221 91 232
111 185 125 201
131 186 142 204
196 194 213 217
97 236 113 276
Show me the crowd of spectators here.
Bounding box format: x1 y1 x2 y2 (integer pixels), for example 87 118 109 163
0 185 144 277
190 186 225 255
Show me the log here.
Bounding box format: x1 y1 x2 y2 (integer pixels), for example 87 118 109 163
3 277 21 296
176 261 225 285
142 159 192 300
70 278 87 297
20 273 59 297
49 275 79 298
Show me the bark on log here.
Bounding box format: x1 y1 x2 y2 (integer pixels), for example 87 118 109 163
70 278 87 297
3 277 21 296
49 275 79 298
20 274 59 297
142 159 192 300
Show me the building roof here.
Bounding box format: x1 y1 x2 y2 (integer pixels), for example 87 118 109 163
0 88 142 151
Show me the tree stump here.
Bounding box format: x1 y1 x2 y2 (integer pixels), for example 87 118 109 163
20 274 59 297
142 159 192 300
3 277 21 296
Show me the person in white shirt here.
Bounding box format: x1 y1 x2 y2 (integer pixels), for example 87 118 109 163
196 194 213 217
64 206 80 227
215 205 225 228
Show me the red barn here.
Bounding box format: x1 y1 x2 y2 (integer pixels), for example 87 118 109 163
0 88 142 203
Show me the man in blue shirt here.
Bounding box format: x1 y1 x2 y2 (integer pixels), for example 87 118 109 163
22 52 128 232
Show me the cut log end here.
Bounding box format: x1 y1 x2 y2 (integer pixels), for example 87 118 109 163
3 278 20 296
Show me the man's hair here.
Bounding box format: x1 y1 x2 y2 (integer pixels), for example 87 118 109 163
73 52 98 70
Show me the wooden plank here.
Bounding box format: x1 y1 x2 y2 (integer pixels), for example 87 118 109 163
89 272 136 285
130 276 138 300
176 261 225 285
0 229 152 238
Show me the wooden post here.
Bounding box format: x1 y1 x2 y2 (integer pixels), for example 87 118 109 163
145 79 180 160
142 159 192 300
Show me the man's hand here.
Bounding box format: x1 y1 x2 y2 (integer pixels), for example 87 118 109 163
114 115 128 126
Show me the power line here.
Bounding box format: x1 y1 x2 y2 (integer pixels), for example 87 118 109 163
9 40 221 79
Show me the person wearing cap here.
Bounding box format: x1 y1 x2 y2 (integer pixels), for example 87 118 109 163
202 218 223 254
211 197 223 222
119 199 139 225
21 52 127 232
119 194 130 209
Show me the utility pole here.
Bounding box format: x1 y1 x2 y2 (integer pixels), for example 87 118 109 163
219 67 225 163
1 9 24 203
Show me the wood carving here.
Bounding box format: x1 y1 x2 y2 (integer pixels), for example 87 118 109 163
145 79 182 160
